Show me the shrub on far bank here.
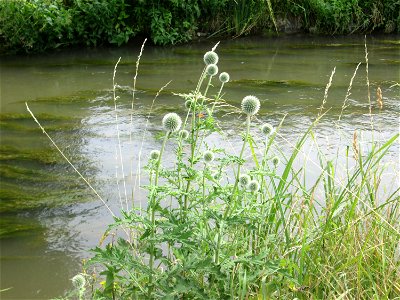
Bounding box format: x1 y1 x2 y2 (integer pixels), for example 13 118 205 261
1 0 399 53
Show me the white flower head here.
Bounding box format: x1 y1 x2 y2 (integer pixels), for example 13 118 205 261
248 180 260 192
203 150 214 163
206 64 218 76
241 95 260 116
239 174 250 187
72 274 86 289
162 112 182 132
203 51 219 65
261 123 274 136
219 72 230 83
150 150 160 160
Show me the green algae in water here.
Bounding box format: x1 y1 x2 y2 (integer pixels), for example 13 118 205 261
230 79 317 88
0 215 44 238
28 90 107 105
0 145 63 165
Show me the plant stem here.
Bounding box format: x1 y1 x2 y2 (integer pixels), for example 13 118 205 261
148 131 169 298
216 115 251 265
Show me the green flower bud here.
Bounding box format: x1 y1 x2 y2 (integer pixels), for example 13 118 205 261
248 180 260 192
272 156 280 166
239 174 250 187
261 123 274 136
179 129 189 140
150 150 160 160
203 150 214 163
185 99 193 109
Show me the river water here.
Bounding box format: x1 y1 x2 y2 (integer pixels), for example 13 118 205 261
0 35 399 299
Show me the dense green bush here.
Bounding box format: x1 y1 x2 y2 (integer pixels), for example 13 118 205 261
69 0 135 47
133 0 201 45
0 0 72 53
0 0 399 53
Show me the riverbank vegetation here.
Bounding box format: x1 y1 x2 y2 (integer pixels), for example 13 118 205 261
1 0 399 53
26 42 400 299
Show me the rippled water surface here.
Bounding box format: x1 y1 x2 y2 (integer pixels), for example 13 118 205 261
1 34 399 299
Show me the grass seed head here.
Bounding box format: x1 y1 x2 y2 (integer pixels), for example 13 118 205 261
377 86 383 109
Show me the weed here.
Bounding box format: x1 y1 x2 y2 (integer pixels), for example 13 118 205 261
26 43 399 299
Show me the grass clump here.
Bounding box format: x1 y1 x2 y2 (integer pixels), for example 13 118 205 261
30 44 400 299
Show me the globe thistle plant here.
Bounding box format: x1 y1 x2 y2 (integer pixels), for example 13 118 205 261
203 150 214 163
203 51 219 65
206 64 218 76
150 150 160 160
241 95 260 116
72 274 86 289
162 113 182 133
248 179 260 193
219 72 230 83
179 129 189 140
261 123 274 136
239 174 251 187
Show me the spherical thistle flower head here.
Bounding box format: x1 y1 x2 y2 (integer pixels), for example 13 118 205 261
150 150 160 160
203 150 214 163
206 64 218 76
261 123 274 136
71 274 86 289
219 72 230 83
239 174 250 187
272 156 280 166
241 95 260 116
203 51 219 65
179 129 189 140
162 112 182 133
248 179 260 193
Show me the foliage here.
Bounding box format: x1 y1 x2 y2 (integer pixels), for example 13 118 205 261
0 0 72 53
52 47 400 299
133 0 200 45
1 0 399 53
68 0 135 47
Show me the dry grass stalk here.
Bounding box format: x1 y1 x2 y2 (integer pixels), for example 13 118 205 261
339 62 361 122
319 66 336 116
25 103 117 218
353 131 359 161
365 36 374 130
377 86 383 109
